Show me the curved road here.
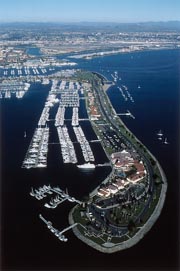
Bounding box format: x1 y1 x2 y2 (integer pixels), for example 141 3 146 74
92 76 157 223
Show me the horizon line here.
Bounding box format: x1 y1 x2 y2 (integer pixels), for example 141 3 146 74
0 20 180 24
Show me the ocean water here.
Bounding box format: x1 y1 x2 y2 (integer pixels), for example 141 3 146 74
1 49 179 271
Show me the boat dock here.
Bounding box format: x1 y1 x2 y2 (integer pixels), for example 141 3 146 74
59 223 78 235
96 162 112 167
0 81 30 99
30 185 82 206
22 127 49 169
117 110 135 119
22 79 96 168
73 126 95 162
39 214 77 242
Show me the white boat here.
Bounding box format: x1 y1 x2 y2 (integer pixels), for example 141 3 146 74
157 130 163 137
77 163 95 170
37 163 46 168
30 188 35 197
44 203 51 208
68 197 76 202
164 138 169 144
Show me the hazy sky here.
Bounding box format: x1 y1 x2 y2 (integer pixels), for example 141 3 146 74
0 0 180 23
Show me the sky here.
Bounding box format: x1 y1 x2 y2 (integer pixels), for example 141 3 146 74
0 0 180 23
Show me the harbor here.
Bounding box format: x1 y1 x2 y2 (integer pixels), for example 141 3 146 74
22 127 49 168
39 214 78 242
29 182 81 243
73 126 95 162
0 80 30 99
30 184 82 206
22 79 96 168
1 47 177 270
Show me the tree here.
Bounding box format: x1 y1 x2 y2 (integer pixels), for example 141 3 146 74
153 173 158 179
82 195 90 203
150 158 156 166
128 219 136 232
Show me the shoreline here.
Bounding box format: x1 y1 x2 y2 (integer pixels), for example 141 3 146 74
68 75 168 253
69 165 167 253
69 133 167 253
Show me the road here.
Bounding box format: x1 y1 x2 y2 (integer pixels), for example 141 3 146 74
91 75 155 225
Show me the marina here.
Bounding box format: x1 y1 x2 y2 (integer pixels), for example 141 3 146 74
72 107 79 126
22 77 95 167
73 126 95 163
0 80 30 99
0 61 77 78
22 127 49 168
55 106 65 126
33 183 81 242
1 41 178 269
39 214 78 242
57 126 77 164
30 184 81 206
38 107 50 127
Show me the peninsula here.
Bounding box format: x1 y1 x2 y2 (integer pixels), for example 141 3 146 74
68 71 167 253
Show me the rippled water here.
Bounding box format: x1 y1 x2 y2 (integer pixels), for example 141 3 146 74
1 49 179 270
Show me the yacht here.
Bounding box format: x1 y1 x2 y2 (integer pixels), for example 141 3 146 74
77 163 95 170
157 130 163 137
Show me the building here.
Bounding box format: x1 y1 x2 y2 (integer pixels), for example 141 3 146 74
97 188 110 197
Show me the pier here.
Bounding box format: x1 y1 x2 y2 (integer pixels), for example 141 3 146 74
73 126 95 162
30 185 82 205
22 127 49 169
54 118 89 121
90 139 101 143
117 110 135 119
51 187 82 204
60 223 78 235
39 214 78 242
96 162 111 167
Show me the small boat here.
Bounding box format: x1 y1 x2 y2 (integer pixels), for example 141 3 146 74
157 130 163 137
30 188 35 197
24 131 27 138
44 203 51 208
164 138 169 144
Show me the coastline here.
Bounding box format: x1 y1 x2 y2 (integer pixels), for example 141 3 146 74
69 131 167 253
68 77 168 253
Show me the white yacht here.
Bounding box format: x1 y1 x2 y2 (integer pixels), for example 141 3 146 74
77 163 95 170
157 130 163 137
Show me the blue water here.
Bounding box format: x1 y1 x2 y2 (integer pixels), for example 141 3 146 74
26 47 42 56
1 49 179 271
